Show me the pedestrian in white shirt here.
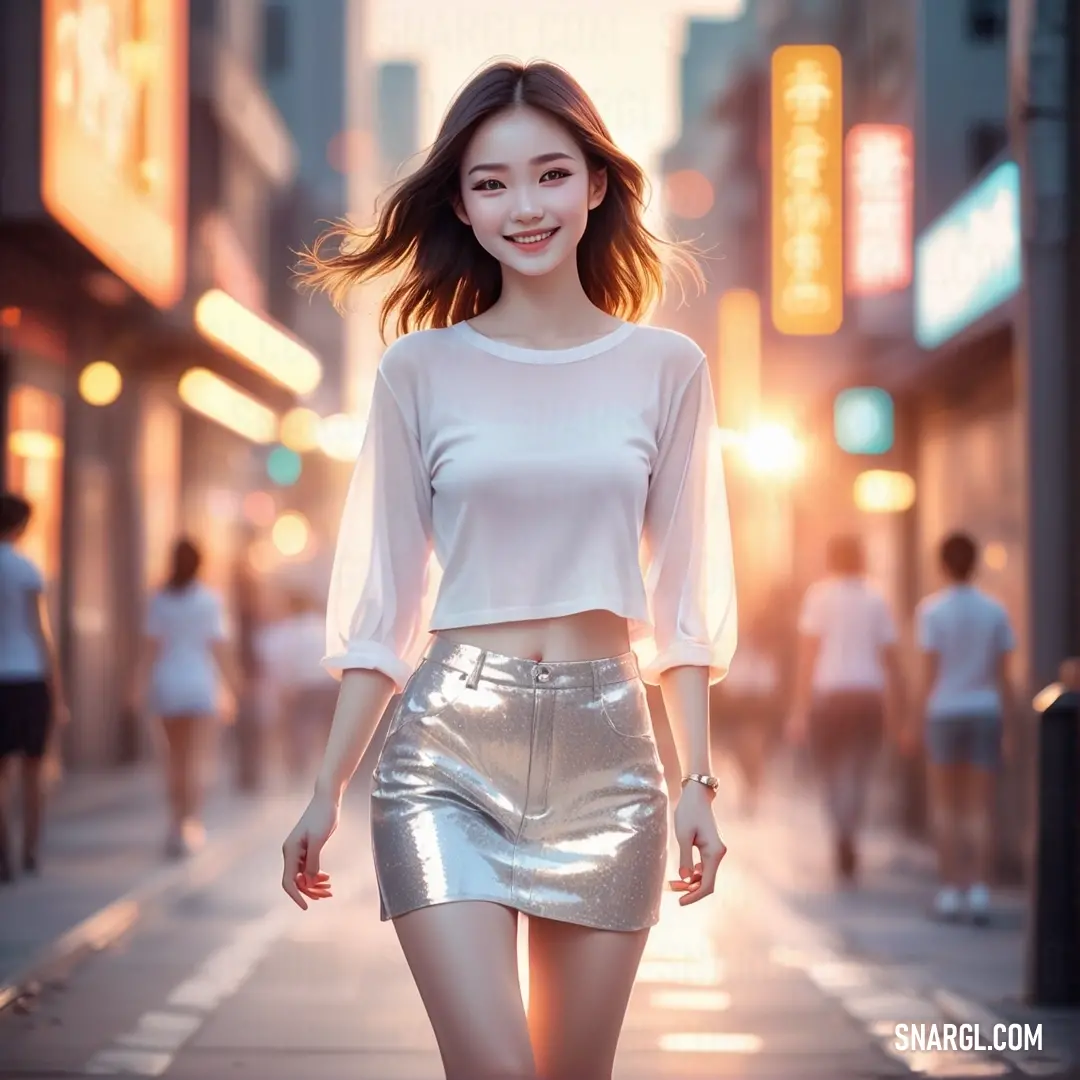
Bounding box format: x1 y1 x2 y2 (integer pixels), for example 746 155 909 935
134 538 234 858
0 493 68 883
915 532 1016 924
255 589 338 782
789 535 903 883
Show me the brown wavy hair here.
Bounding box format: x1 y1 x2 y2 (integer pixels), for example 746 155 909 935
296 58 703 341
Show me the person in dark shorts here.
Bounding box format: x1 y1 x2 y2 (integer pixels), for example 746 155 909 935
915 532 1016 923
0 493 67 882
788 535 903 883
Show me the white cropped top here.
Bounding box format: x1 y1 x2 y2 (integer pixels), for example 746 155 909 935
323 318 737 691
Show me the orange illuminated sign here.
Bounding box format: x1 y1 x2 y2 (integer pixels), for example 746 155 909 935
845 124 913 296
717 289 761 431
41 0 188 309
770 45 843 335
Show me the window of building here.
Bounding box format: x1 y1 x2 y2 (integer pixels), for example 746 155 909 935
967 121 1008 179
968 0 1007 42
263 4 290 76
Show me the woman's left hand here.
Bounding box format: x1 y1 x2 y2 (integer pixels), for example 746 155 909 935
670 783 727 906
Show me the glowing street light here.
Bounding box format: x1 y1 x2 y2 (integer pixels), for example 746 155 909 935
279 407 322 452
177 367 278 444
317 412 366 462
272 511 310 557
853 469 916 513
737 423 805 478
79 361 123 406
194 289 322 395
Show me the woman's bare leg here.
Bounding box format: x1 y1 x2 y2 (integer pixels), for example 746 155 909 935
527 917 649 1080
928 762 964 885
393 901 536 1080
161 717 200 843
0 757 12 881
964 765 997 887
161 719 185 836
19 755 44 867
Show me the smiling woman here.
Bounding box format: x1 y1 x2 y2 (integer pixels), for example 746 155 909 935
296 58 702 339
285 57 733 1080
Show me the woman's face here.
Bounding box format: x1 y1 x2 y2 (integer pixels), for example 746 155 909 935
456 105 607 278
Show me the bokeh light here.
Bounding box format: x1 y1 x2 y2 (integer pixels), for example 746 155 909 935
738 423 805 478
242 490 277 527
664 169 715 219
272 511 310 557
317 412 366 462
279 407 321 452
248 537 279 575
984 541 1008 571
267 445 302 486
853 469 916 513
78 361 123 406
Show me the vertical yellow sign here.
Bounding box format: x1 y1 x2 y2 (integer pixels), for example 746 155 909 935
770 45 843 335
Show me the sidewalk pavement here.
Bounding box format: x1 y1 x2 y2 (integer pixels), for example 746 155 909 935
717 754 1080 1074
0 761 302 1013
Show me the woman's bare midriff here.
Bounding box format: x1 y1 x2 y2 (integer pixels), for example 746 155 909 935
435 609 631 663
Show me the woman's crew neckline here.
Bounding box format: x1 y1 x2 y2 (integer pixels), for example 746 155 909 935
451 318 637 364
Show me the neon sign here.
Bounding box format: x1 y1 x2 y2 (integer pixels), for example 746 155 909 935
914 161 1021 349
41 0 188 308
845 124 913 296
770 45 844 336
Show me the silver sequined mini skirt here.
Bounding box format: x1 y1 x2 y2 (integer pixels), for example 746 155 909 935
370 635 669 931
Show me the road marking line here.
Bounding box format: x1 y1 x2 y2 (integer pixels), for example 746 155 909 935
113 1011 203 1051
737 866 1045 1076
84 907 292 1075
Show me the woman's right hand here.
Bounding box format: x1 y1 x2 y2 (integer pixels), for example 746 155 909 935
281 793 339 910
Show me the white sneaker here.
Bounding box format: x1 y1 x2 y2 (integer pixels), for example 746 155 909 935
966 883 992 924
932 886 963 921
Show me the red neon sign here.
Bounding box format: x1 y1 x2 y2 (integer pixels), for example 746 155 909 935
845 124 913 296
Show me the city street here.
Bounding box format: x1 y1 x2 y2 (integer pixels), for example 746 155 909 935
1 763 1073 1080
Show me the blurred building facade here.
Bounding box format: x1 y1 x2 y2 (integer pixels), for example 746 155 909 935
0 0 333 767
262 0 348 419
659 0 1031 874
376 60 421 186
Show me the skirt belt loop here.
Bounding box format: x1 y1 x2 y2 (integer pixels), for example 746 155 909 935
465 649 488 690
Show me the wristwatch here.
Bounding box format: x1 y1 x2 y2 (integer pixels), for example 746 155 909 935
681 773 720 793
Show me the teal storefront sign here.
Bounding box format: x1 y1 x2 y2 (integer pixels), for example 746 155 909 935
914 160 1021 350
834 387 894 454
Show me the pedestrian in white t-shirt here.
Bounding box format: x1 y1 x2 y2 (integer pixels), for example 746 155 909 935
789 535 903 883
915 532 1016 924
255 589 337 783
135 538 234 858
0 493 68 883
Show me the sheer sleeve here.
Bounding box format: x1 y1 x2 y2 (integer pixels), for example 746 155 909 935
636 355 737 685
322 366 437 691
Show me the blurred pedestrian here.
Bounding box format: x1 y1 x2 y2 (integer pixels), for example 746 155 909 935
788 535 903 884
0 493 67 883
256 588 337 783
914 532 1016 923
134 538 234 858
712 611 782 816
280 59 736 1080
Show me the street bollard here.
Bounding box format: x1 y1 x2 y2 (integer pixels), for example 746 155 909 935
1025 686 1080 1005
